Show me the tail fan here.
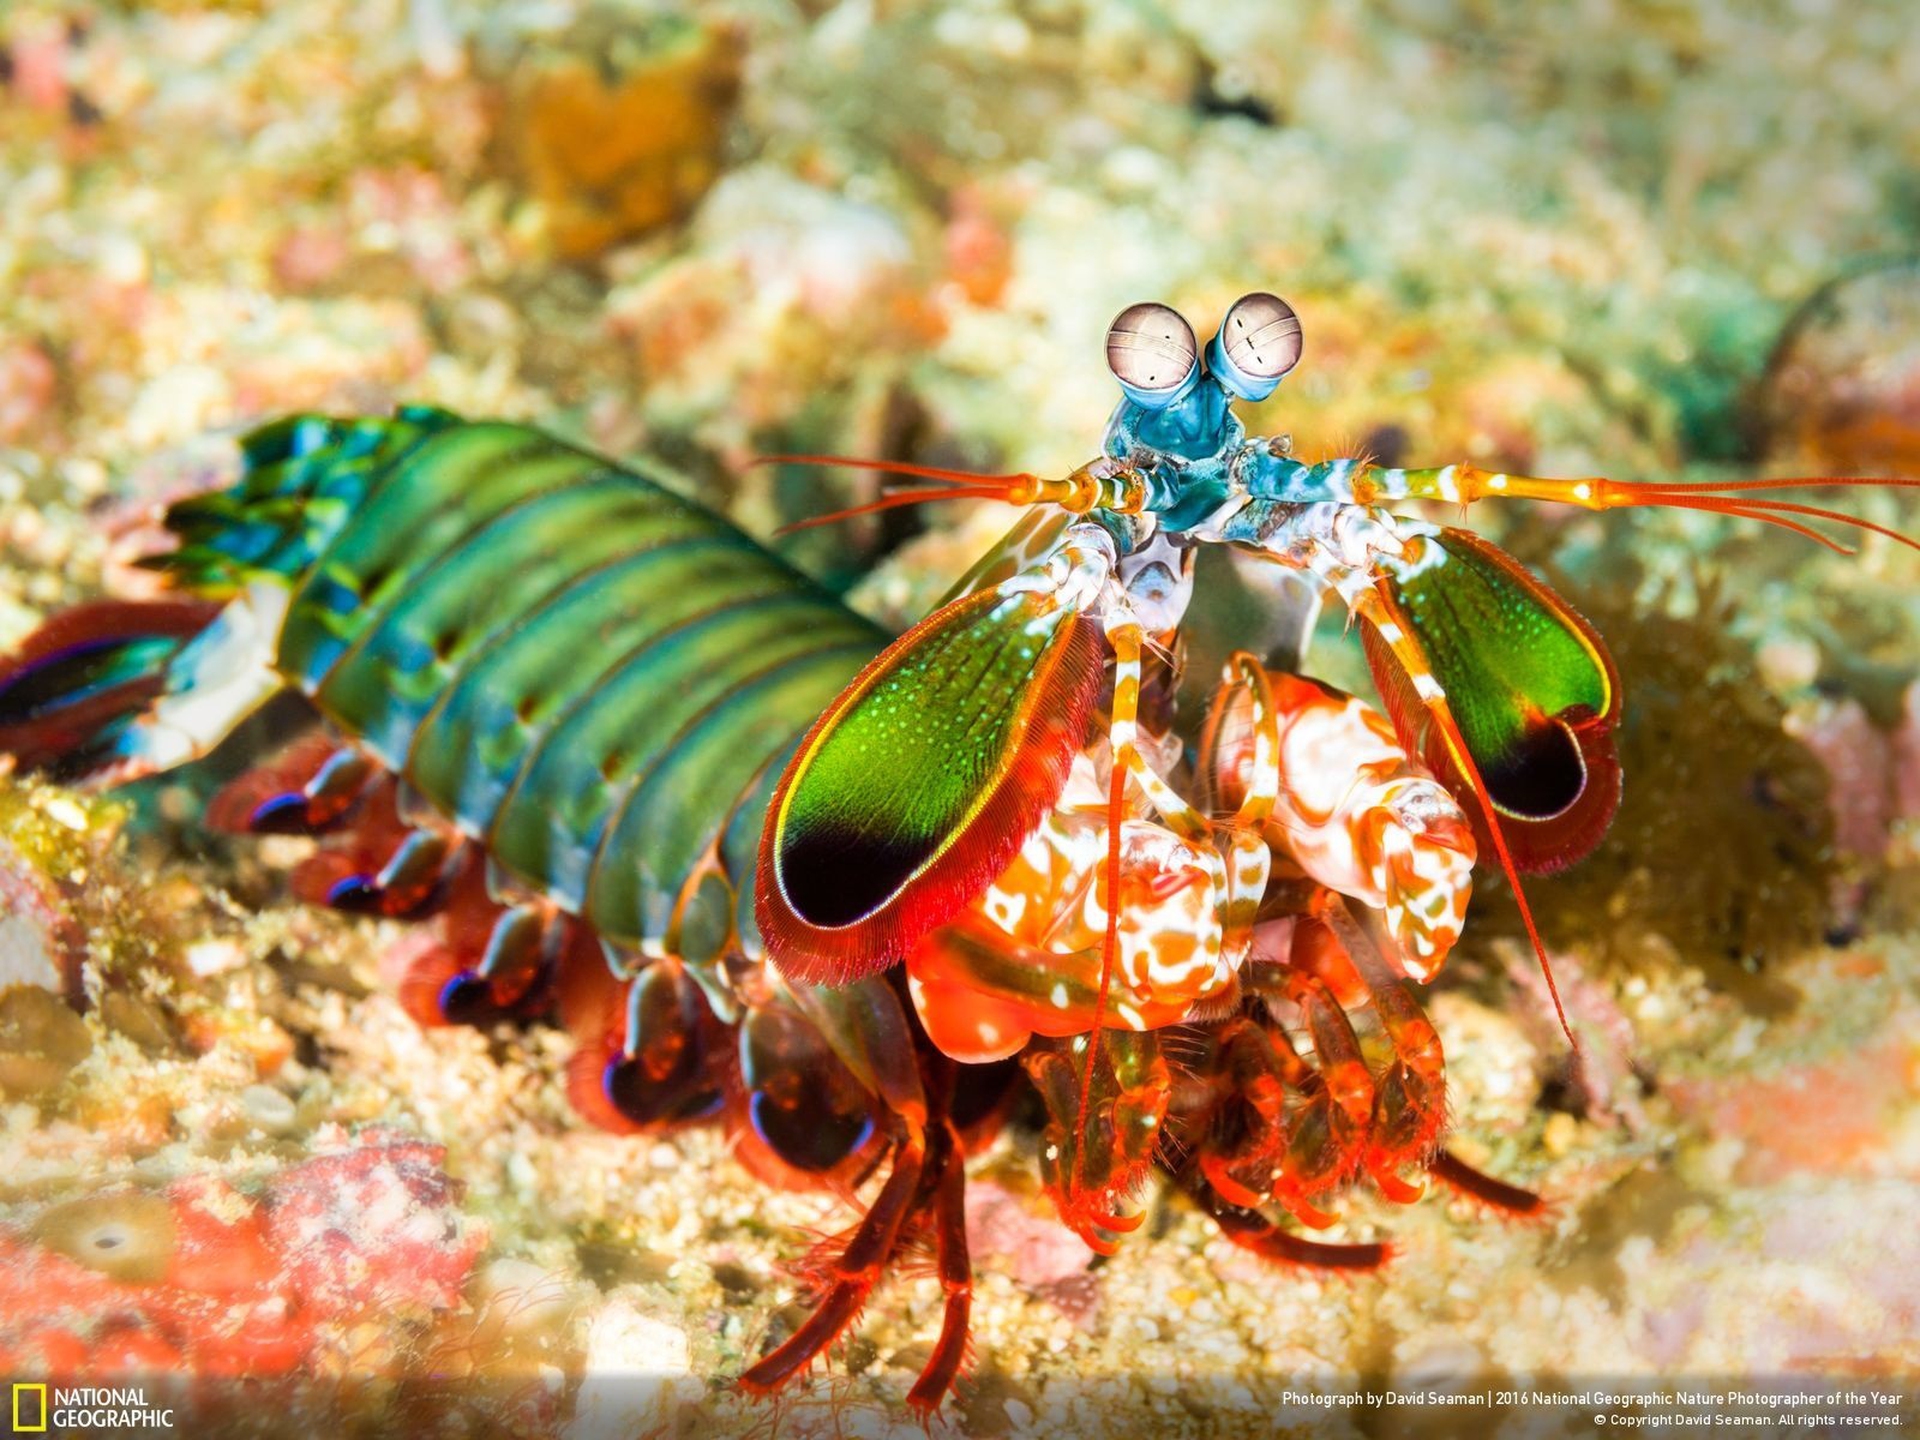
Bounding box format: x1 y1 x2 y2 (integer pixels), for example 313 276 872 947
147 405 461 593
0 406 474 786
0 599 221 782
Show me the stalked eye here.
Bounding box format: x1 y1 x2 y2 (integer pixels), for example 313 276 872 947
1207 292 1303 402
1105 302 1201 409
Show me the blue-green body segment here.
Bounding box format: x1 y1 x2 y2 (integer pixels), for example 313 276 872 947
160 407 889 949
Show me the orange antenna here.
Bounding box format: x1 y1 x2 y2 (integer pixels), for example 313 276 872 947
758 453 1040 490
774 484 1024 536
1614 484 1920 555
758 453 1041 536
1418 465 1920 554
1417 682 1578 1050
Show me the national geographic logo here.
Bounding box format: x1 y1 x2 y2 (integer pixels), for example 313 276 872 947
9 1385 174 1431
11 1384 47 1433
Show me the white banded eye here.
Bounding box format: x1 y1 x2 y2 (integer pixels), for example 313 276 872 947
1105 302 1200 408
1209 292 1302 401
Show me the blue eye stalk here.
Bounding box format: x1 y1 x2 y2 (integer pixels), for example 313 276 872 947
1207 291 1303 403
1104 301 1202 410
1101 292 1304 470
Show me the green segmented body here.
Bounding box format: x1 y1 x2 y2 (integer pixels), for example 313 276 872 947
162 407 889 952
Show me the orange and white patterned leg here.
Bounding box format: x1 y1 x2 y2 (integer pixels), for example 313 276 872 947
1206 659 1476 980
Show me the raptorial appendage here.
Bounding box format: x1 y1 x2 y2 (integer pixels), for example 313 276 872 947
902 652 1514 1254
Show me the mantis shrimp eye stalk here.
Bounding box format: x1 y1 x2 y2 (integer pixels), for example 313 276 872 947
1106 301 1202 409
1207 291 1304 402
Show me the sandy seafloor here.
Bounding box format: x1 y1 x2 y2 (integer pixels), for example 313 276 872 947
1 1 1918 1436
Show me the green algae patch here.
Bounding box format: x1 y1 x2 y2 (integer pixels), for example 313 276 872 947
0 780 130 889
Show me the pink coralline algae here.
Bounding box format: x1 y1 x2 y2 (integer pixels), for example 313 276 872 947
1666 1014 1916 1185
1895 680 1920 825
0 1127 485 1379
0 834 86 1005
965 1180 1102 1327
264 1125 483 1320
1785 693 1904 926
0 341 57 444
1786 696 1895 864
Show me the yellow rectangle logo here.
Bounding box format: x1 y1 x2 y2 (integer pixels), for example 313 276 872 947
12 1382 49 1433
